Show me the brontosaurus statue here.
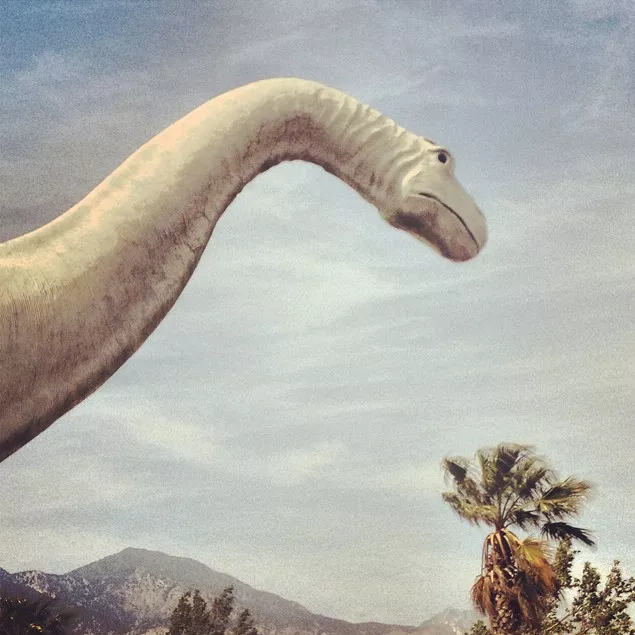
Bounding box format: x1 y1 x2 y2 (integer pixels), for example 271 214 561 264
0 78 487 462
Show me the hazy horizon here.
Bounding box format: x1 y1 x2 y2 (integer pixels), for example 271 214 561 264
1 0 633 625
3 544 482 627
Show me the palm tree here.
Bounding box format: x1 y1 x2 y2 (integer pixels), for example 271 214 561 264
442 443 594 635
0 594 76 635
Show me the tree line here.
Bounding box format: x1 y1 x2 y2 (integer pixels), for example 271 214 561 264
0 585 258 635
167 585 259 635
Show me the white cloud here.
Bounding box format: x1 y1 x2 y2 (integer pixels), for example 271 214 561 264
2 452 141 515
267 441 349 485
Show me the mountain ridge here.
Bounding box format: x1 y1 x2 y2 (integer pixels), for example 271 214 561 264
1 548 479 635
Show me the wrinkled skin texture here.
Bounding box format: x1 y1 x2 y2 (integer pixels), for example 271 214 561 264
0 78 487 461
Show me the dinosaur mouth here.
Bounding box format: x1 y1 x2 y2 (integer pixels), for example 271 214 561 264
390 193 481 261
418 193 480 251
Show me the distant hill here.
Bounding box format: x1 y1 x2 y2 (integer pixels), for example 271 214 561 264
0 548 479 635
417 608 481 635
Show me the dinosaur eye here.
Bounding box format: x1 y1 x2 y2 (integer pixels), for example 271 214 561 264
438 152 448 164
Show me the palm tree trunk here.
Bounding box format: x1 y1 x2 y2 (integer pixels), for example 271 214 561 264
490 591 521 635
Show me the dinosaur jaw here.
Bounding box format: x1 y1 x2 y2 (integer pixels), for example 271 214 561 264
389 195 484 262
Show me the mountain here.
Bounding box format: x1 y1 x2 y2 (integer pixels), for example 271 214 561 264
418 608 480 635
0 548 478 635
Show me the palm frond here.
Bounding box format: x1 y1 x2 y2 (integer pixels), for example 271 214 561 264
507 509 541 530
461 476 489 505
487 529 517 566
540 521 596 547
512 577 547 629
536 477 593 518
515 536 554 566
476 448 497 497
477 444 542 506
442 457 469 483
493 443 531 479
471 574 495 617
515 462 554 499
442 457 488 505
478 444 526 497
513 537 558 593
441 492 497 526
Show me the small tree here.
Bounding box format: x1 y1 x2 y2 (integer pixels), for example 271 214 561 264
168 591 194 635
233 609 258 635
541 538 635 635
167 586 258 635
191 590 211 635
209 586 234 635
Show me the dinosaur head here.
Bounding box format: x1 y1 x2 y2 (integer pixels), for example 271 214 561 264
385 144 487 262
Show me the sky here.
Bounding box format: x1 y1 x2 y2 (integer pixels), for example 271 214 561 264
0 0 634 626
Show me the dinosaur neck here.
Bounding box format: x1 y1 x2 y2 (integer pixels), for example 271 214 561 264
0 78 421 461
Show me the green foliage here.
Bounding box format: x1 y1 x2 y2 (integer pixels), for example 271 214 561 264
233 609 259 635
167 586 258 635
467 621 491 635
0 594 76 635
209 586 234 635
443 443 594 634
442 444 594 540
168 591 195 635
192 590 211 635
465 540 635 635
